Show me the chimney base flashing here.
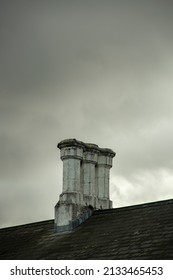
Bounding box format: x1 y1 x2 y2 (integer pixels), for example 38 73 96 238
55 202 93 233
55 210 93 233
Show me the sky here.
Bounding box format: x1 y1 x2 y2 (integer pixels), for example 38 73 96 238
1 0 173 228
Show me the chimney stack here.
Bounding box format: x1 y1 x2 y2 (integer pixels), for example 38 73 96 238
55 139 115 232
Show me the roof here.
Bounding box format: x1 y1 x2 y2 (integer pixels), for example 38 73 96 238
0 198 173 259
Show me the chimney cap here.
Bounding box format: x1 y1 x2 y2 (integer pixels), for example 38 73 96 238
57 138 116 157
57 138 85 149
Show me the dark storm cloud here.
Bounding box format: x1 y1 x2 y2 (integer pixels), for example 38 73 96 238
1 0 172 94
1 0 173 227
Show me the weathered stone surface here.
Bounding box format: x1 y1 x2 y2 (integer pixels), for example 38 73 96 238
55 139 115 232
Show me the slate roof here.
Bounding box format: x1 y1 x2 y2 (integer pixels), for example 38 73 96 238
0 198 173 259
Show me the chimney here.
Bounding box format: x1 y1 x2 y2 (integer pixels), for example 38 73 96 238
55 139 115 232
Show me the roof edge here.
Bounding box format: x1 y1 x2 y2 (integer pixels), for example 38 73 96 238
0 219 54 231
93 198 173 215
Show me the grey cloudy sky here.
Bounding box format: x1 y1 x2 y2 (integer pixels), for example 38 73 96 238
1 0 173 228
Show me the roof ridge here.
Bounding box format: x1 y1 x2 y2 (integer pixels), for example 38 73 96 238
93 198 173 215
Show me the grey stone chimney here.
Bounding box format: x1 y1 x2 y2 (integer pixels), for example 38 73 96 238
55 139 115 232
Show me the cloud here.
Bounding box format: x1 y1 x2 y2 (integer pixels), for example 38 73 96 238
1 0 173 227
112 169 173 207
